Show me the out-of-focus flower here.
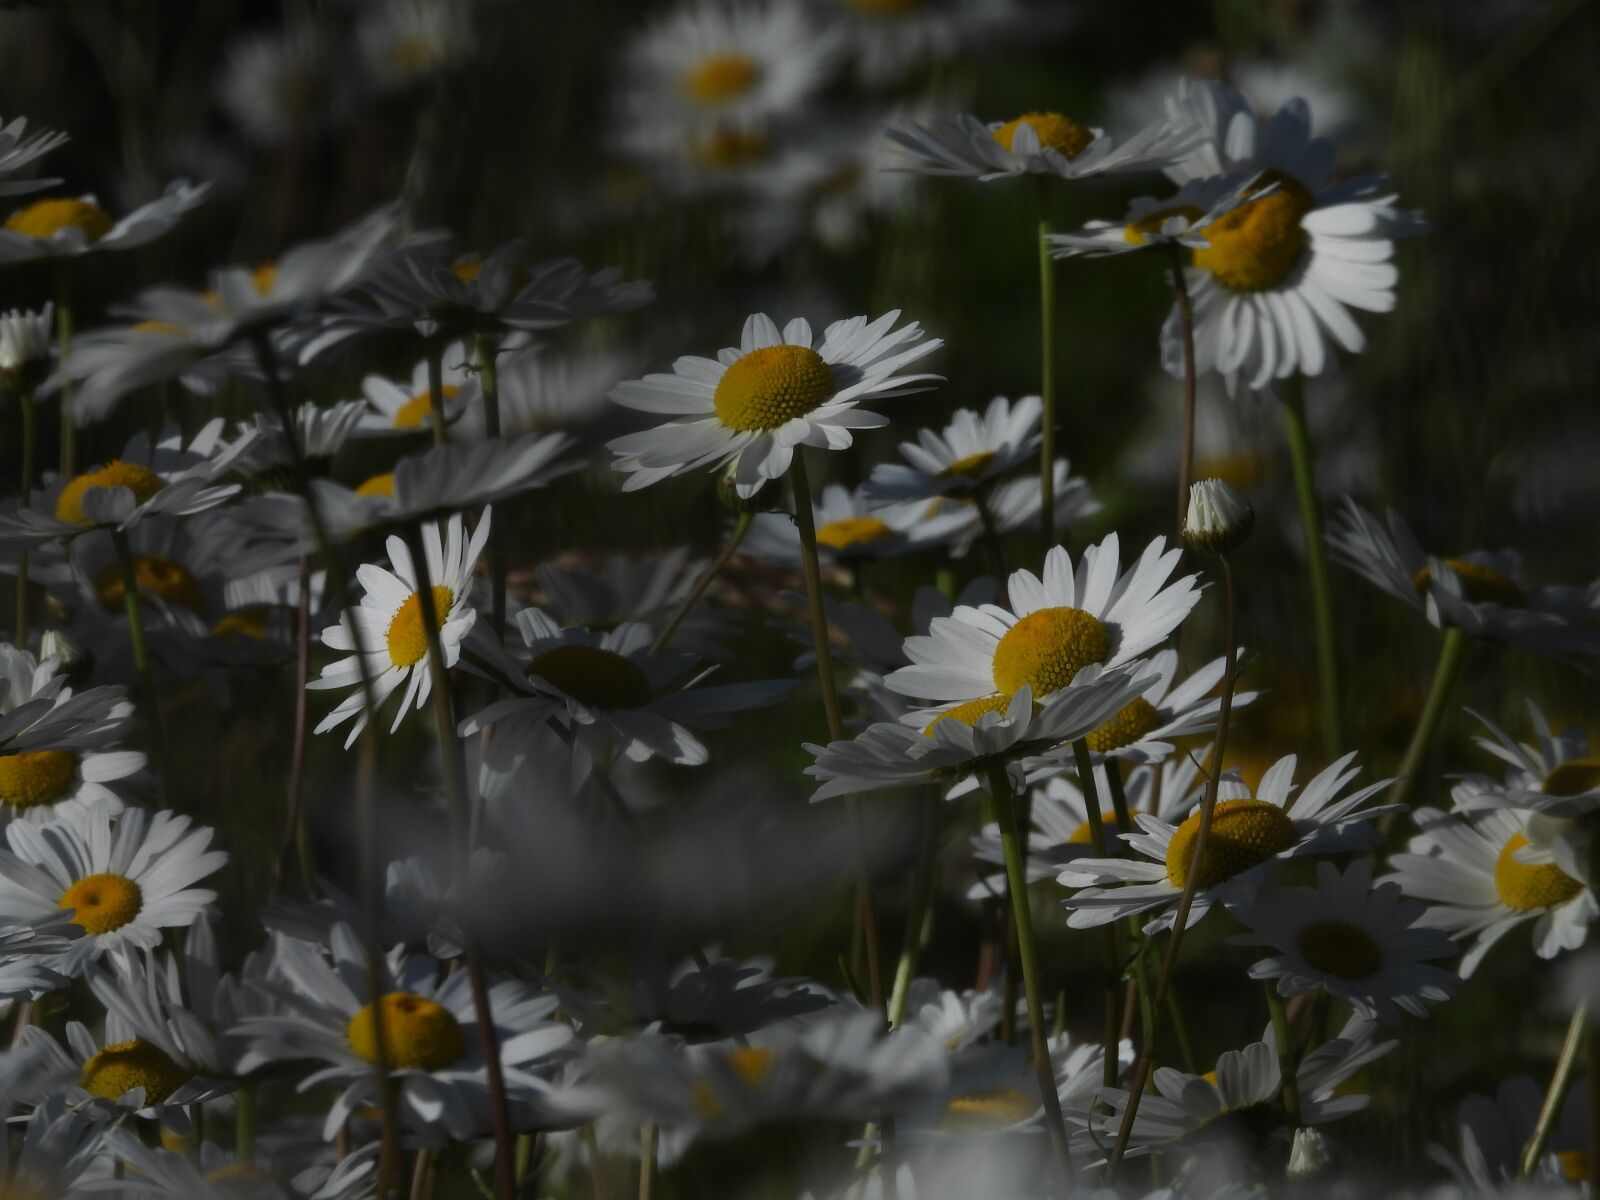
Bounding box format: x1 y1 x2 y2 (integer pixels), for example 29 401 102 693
0 114 68 196
886 107 1197 182
358 0 475 91
1047 173 1261 259
0 181 209 264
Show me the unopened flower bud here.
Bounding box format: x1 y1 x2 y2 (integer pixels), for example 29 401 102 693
1183 477 1253 555
0 303 53 392
1287 1127 1335 1178
39 627 93 686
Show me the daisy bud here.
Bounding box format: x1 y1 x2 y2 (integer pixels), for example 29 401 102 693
0 303 52 391
39 627 93 685
1288 1127 1336 1179
1183 477 1253 555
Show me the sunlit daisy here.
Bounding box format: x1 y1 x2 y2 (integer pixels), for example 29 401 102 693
1156 79 1426 389
1230 859 1459 1022
884 534 1201 715
237 923 575 1141
0 806 224 975
608 310 943 497
1327 500 1600 663
1385 802 1596 977
1060 752 1397 933
1045 173 1261 259
308 509 489 747
0 181 209 264
864 395 1041 504
0 114 68 196
352 341 475 436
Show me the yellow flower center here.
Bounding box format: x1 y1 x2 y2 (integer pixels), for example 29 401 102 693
692 127 769 168
1066 813 1122 845
385 585 455 668
1191 173 1315 291
54 461 167 526
940 1086 1037 1131
80 1039 191 1104
815 516 894 552
1556 1151 1590 1183
1164 799 1297 889
712 344 834 432
0 750 77 809
1494 833 1583 911
683 53 762 105
1543 759 1600 797
992 112 1094 160
727 1046 775 1085
357 472 397 498
393 383 457 430
1296 919 1382 980
922 693 1016 736
527 644 653 709
59 872 143 935
94 554 204 614
5 197 114 243
991 607 1109 698
212 607 271 642
1085 696 1161 754
252 262 278 295
938 450 997 480
1411 558 1525 607
452 258 482 283
1123 204 1206 246
346 992 465 1071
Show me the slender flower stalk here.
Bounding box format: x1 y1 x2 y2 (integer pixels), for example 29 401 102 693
1166 245 1198 536
985 758 1075 1188
975 494 1008 589
235 1086 256 1163
1385 627 1469 813
14 383 36 641
408 524 518 1200
1073 739 1121 1090
648 511 754 655
1279 380 1343 758
1264 982 1303 1129
1518 1000 1589 1178
789 450 884 1012
55 264 74 476
1036 192 1058 551
426 337 447 447
274 559 314 898
110 528 169 808
475 332 507 637
888 798 941 1027
638 1125 657 1200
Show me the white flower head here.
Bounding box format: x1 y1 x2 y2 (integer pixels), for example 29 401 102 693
1046 172 1264 259
0 181 209 264
1184 476 1255 554
886 108 1198 183
864 395 1042 504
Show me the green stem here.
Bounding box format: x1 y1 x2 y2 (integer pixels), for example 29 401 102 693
790 451 884 1013
638 1124 657 1200
1386 627 1469 812
425 338 447 447
235 1086 256 1163
1264 982 1302 1129
1518 1001 1589 1178
55 266 74 477
1073 740 1121 1091
985 759 1074 1188
15 386 36 643
976 493 1008 587
110 528 168 808
648 511 753 656
887 798 940 1028
1280 381 1343 759
1036 199 1057 552
1165 979 1198 1074
1166 244 1197 537
474 333 506 638
273 559 313 899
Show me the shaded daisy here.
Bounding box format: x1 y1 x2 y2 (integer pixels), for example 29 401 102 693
226 399 369 480
1430 1075 1593 1191
608 311 942 497
864 395 1042 504
358 0 475 90
534 548 738 660
0 805 225 974
0 114 68 196
1385 801 1596 978
1229 858 1459 1022
1327 500 1600 663
352 341 475 437
915 458 1101 560
308 509 489 747
1045 173 1262 259
452 344 636 438
0 1097 106 1199
1060 752 1397 933
1456 701 1600 820
0 180 209 264
0 918 78 1000
824 0 1052 87
0 643 142 754
740 481 951 570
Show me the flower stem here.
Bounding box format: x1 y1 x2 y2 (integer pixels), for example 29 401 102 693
273 558 314 899
1073 740 1122 1091
790 450 884 1013
109 527 168 808
638 1124 657 1200
474 333 506 637
985 758 1075 1189
976 494 1008 591
1036 197 1058 552
648 511 753 656
55 264 74 477
1107 554 1241 1182
14 385 36 643
887 797 940 1027
1519 1000 1589 1178
235 1086 256 1163
1386 626 1469 813
1279 380 1343 759
425 338 447 447
1165 244 1198 537
407 523 517 1200
1264 982 1303 1129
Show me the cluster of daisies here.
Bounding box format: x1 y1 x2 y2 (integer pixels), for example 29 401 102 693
0 8 1595 1200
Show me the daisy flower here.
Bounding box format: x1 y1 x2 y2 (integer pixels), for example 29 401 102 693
0 1099 105 1199
914 458 1101 561
608 311 943 498
462 606 792 778
1156 79 1427 389
0 806 225 975
1431 1075 1593 1190
616 954 832 1041
534 548 738 660
0 919 77 1000
0 644 141 754
452 344 635 438
309 509 489 747
1045 172 1262 259
824 0 1052 87
1385 802 1596 977
883 534 1201 717
1327 500 1600 663
740 482 951 569
0 181 209 264
358 0 475 90
227 398 369 479
1229 859 1459 1022
1059 752 1397 933
1454 702 1600 821
0 114 68 196
236 923 575 1141
352 340 476 437
864 395 1042 504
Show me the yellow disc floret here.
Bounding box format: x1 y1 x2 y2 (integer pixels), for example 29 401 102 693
991 607 1110 698
356 472 397 499
1191 173 1314 291
815 517 894 552
1411 558 1525 607
1556 1152 1591 1183
385 585 454 668
726 1046 775 1086
1123 204 1206 246
393 384 457 430
80 1039 191 1104
713 345 834 432
346 992 465 1070
683 53 761 105
938 450 997 480
55 461 166 526
527 644 652 709
213 607 271 642
1085 696 1161 754
923 694 1015 736
940 1086 1037 1132
1164 799 1297 889
1066 812 1122 845
692 127 769 168
1296 919 1383 980
1543 759 1600 797
59 872 143 935
992 112 1094 160
5 197 114 243
1494 833 1583 911
0 750 77 809
94 554 204 614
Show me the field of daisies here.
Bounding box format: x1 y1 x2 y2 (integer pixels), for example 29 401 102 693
0 0 1597 1197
